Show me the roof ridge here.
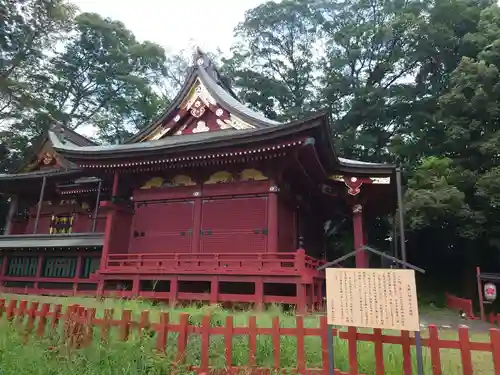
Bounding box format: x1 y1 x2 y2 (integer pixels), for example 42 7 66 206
125 46 280 144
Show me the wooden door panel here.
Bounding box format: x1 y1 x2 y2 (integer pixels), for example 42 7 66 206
131 199 194 253
200 232 267 253
131 234 192 253
200 196 268 253
201 196 267 231
135 201 194 233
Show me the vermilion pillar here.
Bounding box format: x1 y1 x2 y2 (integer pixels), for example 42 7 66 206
267 185 279 252
353 204 368 268
3 195 18 235
99 172 120 272
191 192 202 253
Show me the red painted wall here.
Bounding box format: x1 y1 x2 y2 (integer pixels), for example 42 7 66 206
25 214 52 234
12 212 106 235
72 213 106 233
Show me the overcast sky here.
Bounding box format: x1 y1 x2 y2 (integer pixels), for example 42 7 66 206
71 0 265 55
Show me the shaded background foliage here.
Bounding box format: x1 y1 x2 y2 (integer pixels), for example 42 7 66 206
2 0 500 298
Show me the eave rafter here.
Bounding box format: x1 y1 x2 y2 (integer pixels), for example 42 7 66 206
77 139 305 170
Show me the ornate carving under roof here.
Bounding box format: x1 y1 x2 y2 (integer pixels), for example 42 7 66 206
129 49 280 143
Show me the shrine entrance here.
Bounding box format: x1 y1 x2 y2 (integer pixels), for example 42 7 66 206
199 196 268 254
130 199 194 253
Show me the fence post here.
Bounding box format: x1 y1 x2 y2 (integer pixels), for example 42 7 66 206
155 312 169 352
36 303 50 337
296 315 306 374
224 315 233 372
100 308 113 343
51 304 62 329
272 316 280 370
118 309 132 341
400 330 412 375
138 310 150 336
23 301 39 343
458 326 473 375
6 299 17 321
346 326 358 374
200 314 211 373
319 315 330 372
248 315 257 368
373 329 385 375
176 313 189 365
17 299 28 323
427 325 442 375
489 328 500 373
0 298 5 319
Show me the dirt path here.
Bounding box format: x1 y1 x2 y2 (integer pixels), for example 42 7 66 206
420 308 495 332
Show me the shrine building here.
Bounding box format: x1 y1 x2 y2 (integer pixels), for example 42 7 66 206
0 51 396 311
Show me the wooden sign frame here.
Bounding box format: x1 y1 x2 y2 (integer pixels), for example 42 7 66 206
325 268 420 331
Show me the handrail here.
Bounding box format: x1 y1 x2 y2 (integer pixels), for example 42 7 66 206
104 251 326 275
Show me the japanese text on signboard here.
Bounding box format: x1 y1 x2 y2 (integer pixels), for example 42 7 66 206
325 268 419 331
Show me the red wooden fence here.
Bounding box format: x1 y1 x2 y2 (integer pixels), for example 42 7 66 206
445 292 477 319
1 298 500 375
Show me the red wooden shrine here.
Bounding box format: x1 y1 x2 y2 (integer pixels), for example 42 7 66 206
0 50 396 311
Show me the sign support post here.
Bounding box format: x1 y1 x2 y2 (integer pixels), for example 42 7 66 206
327 324 335 375
415 331 424 375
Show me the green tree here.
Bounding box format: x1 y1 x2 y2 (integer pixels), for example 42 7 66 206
403 5 500 292
222 0 321 121
1 11 168 158
0 0 74 123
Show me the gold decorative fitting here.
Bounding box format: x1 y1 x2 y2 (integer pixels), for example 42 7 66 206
269 186 279 192
353 204 363 213
240 168 268 181
174 124 187 136
183 79 217 109
204 171 234 184
329 175 344 182
193 191 201 197
371 177 391 184
192 121 209 133
174 114 181 122
190 102 206 118
171 174 196 186
42 152 54 165
216 108 224 117
216 118 232 129
149 127 170 140
140 177 164 189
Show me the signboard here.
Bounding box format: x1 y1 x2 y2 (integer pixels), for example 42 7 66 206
325 268 420 331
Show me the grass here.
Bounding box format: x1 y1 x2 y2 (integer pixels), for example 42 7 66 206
0 293 496 374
